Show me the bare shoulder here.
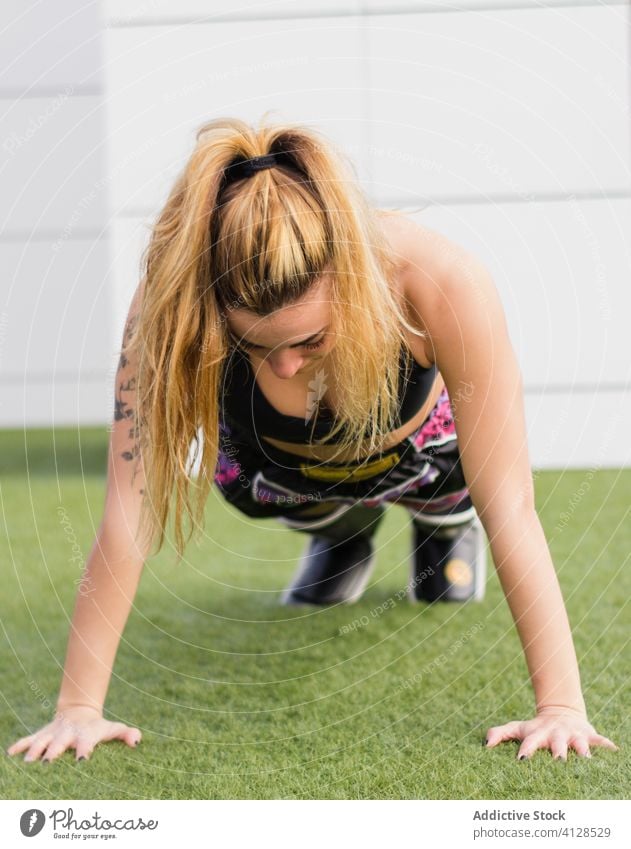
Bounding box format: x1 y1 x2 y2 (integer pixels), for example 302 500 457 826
377 210 476 303
378 211 514 374
377 210 493 350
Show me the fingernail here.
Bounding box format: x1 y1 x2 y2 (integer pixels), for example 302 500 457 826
78 756 86 762
24 756 32 763
42 759 49 764
485 738 489 746
134 739 140 746
519 755 527 761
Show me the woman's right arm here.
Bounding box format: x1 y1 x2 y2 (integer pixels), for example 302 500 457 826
7 287 151 763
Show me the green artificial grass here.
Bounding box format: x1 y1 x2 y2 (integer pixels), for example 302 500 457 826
1 427 628 799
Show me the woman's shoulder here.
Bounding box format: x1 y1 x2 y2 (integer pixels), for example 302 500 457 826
376 209 472 315
377 209 470 281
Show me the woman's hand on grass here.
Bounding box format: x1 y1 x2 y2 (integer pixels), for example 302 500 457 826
6 705 142 763
485 707 619 761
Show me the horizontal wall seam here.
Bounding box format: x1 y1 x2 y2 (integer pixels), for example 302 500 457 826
1 376 628 393
0 231 109 243
1 373 112 384
106 1 628 29
112 188 631 221
0 85 103 100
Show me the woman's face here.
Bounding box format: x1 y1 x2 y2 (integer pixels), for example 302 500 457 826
225 275 335 380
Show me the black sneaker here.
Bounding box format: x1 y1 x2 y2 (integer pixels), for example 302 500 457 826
409 515 486 602
281 535 377 605
281 503 385 606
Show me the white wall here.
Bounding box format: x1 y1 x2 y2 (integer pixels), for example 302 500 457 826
2 1 630 469
0 1 113 427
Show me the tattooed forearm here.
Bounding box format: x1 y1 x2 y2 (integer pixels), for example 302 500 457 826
114 315 143 490
122 313 138 348
114 376 137 423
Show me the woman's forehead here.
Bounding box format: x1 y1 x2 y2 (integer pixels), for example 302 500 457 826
226 295 331 343
225 276 332 333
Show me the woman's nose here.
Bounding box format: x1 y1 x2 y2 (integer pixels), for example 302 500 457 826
267 349 304 379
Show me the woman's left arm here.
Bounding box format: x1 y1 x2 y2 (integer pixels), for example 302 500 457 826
406 243 618 760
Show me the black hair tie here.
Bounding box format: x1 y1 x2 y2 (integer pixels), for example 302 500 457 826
224 152 280 183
